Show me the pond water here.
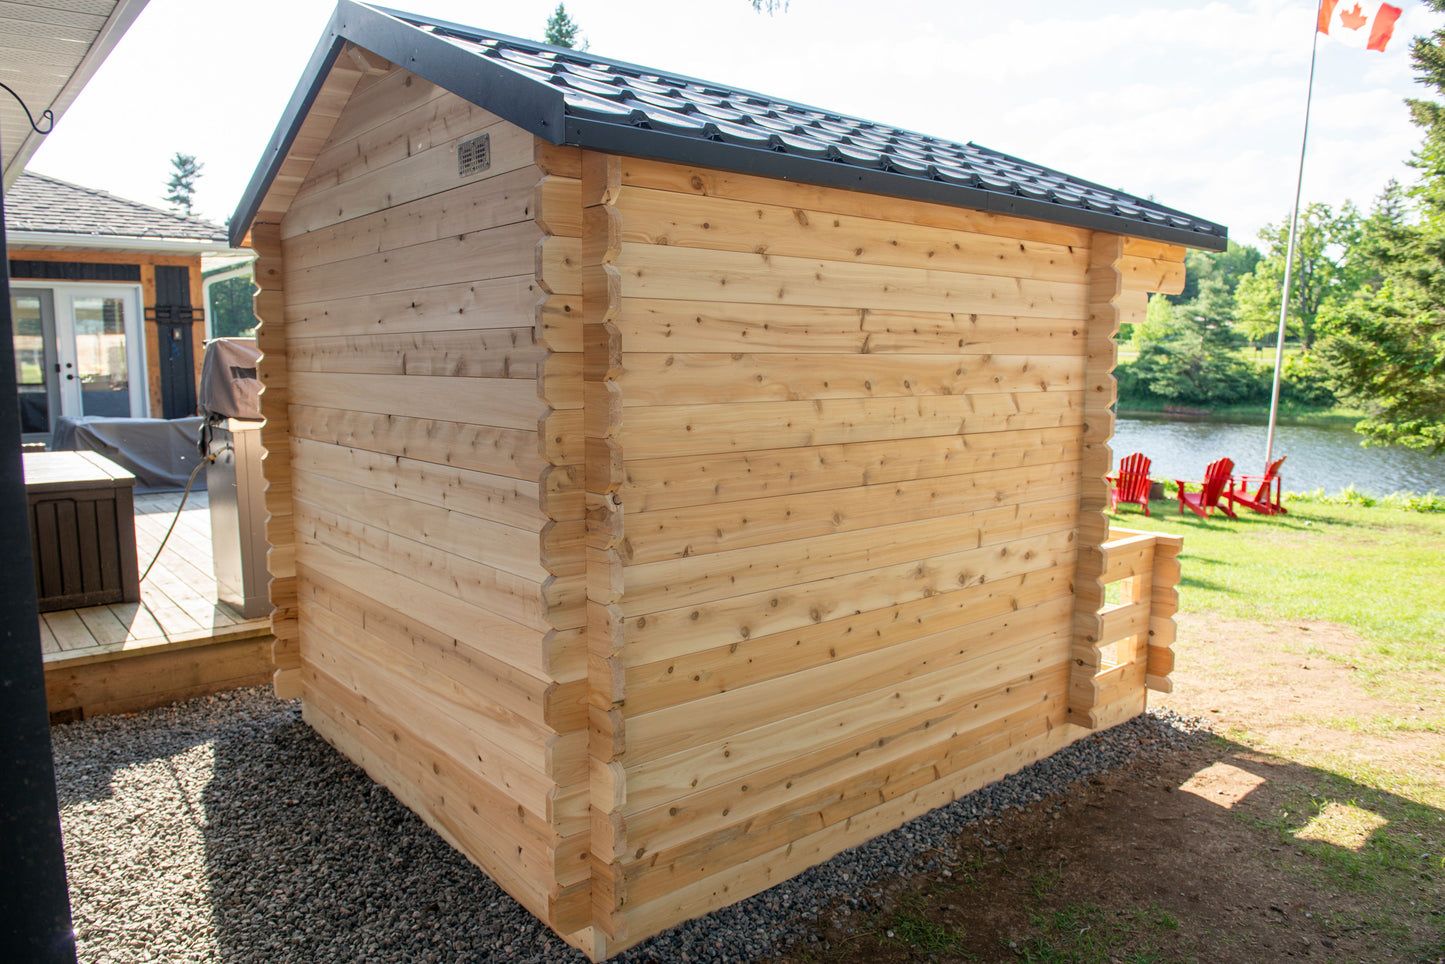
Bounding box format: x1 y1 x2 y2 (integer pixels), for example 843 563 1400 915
1111 414 1445 497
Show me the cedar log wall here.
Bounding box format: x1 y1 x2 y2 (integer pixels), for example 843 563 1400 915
538 152 1177 953
249 51 1185 962
251 62 593 946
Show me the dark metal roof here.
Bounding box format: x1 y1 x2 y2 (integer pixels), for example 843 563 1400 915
9 171 228 244
231 1 1227 251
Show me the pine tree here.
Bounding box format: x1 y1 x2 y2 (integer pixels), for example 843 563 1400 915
544 4 583 49
1319 5 1445 453
164 153 203 217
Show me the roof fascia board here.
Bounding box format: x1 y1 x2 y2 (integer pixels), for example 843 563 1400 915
348 5 566 141
228 5 350 246
3 0 151 192
565 119 1228 252
9 231 239 256
229 1 566 245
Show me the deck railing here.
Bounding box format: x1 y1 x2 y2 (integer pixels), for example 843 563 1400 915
1073 526 1183 730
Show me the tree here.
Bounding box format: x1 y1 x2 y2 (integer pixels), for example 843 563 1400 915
1315 6 1445 453
545 3 584 49
164 152 202 216
749 0 789 10
207 275 259 339
1232 202 1363 350
1167 240 1262 305
1131 278 1255 405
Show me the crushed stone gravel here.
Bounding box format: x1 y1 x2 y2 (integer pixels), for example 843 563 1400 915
51 686 1209 963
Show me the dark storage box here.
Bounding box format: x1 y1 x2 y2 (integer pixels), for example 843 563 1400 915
24 451 140 613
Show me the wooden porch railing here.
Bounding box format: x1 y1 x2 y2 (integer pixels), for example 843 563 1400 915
1070 526 1183 731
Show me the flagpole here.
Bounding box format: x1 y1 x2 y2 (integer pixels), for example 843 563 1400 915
1266 18 1322 471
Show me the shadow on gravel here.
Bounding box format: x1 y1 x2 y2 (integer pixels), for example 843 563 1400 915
784 736 1445 964
51 700 251 807
198 707 1225 963
66 686 1418 964
197 695 585 964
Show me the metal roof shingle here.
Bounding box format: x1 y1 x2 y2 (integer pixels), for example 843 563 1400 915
231 2 1226 250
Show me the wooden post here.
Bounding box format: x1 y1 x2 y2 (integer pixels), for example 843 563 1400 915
1146 533 1183 693
248 222 299 697
581 151 626 950
1069 233 1124 729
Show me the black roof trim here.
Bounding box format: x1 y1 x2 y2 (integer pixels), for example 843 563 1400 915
231 2 1227 251
229 6 346 247
564 118 1223 251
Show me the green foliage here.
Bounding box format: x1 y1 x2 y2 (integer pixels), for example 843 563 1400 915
1130 278 1254 405
164 152 202 216
1289 486 1445 512
1124 293 1178 349
208 275 259 339
1168 239 1262 304
544 3 584 48
1278 351 1338 407
749 0 789 12
1313 11 1445 454
1233 202 1364 349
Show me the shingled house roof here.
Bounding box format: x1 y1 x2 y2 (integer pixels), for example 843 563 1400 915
8 171 228 246
232 1 1226 250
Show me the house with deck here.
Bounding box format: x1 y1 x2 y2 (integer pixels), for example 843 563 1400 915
229 3 1216 957
6 172 233 444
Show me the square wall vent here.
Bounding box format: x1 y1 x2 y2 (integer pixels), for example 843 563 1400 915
458 133 491 177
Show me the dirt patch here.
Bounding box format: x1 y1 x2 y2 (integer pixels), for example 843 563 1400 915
776 613 1445 963
1163 613 1445 787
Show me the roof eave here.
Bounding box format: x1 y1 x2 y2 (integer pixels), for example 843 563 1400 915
344 4 566 141
2 0 151 192
8 230 240 256
228 1 566 246
565 118 1226 252
228 5 349 247
229 2 1223 252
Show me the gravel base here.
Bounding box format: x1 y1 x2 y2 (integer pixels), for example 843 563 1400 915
52 687 1209 963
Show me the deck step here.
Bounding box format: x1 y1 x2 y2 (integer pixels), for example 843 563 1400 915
38 489 276 723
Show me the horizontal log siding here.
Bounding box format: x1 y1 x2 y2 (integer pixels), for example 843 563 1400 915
586 158 1109 951
274 70 588 939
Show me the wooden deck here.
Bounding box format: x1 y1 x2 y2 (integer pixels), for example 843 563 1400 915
41 489 274 722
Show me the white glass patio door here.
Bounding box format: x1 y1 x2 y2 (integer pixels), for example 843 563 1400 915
11 284 147 440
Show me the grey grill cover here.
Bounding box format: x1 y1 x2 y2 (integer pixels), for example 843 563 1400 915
199 337 263 421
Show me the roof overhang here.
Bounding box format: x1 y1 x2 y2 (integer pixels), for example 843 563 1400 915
8 229 242 257
1 0 151 191
231 1 1227 252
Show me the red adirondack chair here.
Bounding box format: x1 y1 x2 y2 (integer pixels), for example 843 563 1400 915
1175 457 1237 519
1108 452 1153 516
1227 456 1288 515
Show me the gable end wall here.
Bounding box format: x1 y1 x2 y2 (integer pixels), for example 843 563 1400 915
252 62 593 947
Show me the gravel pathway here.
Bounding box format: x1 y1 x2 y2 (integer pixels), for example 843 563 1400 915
52 687 1208 963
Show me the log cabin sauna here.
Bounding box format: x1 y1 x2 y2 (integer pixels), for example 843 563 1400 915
229 4 1224 958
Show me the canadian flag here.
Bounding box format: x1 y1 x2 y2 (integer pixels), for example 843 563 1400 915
1318 0 1403 51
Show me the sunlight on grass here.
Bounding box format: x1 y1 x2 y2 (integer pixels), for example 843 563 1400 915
1252 782 1443 901
1294 801 1389 851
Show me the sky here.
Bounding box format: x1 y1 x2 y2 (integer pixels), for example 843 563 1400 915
26 0 1445 248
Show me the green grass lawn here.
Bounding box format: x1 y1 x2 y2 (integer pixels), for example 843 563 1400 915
1112 496 1445 681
